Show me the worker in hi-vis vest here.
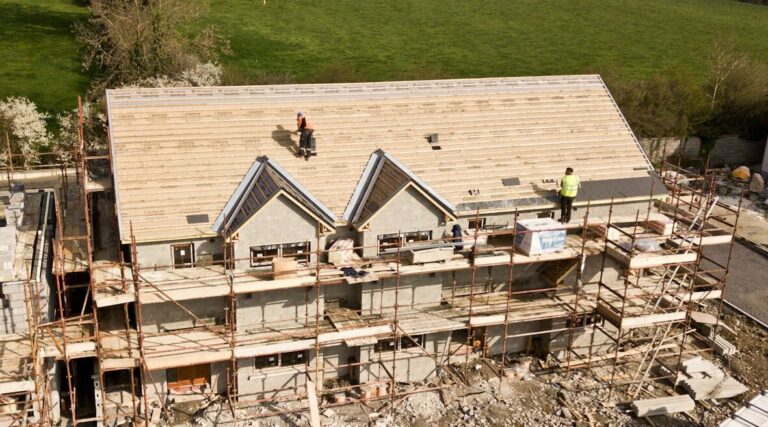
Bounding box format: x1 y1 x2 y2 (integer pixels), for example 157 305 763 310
558 167 580 223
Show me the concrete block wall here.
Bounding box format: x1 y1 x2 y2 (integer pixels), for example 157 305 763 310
639 135 766 167
549 319 615 360
322 344 354 382
706 135 766 167
639 137 701 162
444 264 543 298
0 281 28 333
0 281 30 334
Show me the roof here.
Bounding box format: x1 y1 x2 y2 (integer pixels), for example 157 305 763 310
212 157 337 234
106 75 654 243
343 150 456 227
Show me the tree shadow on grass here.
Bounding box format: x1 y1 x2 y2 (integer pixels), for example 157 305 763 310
0 3 85 40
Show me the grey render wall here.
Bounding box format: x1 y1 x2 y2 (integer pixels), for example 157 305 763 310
360 186 446 258
487 321 550 355
233 194 327 270
136 237 224 270
237 288 320 330
236 350 316 401
322 344 354 382
360 274 443 316
141 297 227 333
359 331 449 384
443 263 543 298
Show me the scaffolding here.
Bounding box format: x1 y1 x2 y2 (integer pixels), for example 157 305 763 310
0 107 745 426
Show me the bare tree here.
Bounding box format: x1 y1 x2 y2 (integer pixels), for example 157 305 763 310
706 40 748 111
76 0 230 92
701 39 768 138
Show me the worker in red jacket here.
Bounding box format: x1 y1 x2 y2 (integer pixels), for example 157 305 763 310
296 112 315 158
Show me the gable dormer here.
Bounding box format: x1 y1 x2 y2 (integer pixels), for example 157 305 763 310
344 150 457 230
344 150 457 257
213 157 336 269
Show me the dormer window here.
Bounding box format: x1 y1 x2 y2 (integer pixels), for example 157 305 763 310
250 241 311 267
377 230 432 254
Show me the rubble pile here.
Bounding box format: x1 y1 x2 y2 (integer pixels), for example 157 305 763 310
179 309 768 427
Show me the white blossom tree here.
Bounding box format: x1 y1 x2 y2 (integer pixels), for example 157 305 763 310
0 97 51 167
55 102 108 164
125 62 224 88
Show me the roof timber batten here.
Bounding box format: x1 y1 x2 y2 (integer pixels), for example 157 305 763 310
107 75 656 242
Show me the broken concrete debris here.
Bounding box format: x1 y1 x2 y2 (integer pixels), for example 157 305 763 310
631 394 695 417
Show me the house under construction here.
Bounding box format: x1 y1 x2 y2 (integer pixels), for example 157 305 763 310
0 75 742 426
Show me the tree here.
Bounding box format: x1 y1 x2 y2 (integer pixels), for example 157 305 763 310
125 62 224 88
54 101 108 164
76 0 230 92
697 40 768 139
606 73 703 138
0 97 52 167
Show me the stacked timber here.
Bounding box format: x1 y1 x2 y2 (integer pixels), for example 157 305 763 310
272 258 299 279
646 217 675 236
683 377 749 400
631 395 695 417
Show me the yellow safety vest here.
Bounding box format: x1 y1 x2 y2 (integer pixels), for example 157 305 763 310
560 175 579 198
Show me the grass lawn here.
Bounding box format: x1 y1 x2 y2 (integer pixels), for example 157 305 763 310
2 0 768 114
0 0 89 114
210 0 768 84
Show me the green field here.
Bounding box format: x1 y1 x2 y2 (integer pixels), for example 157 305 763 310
2 0 768 114
210 0 768 83
0 0 89 113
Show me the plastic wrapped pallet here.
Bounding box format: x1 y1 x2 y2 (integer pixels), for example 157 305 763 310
514 218 566 255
